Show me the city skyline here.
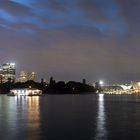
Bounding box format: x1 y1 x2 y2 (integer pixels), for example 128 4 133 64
0 0 139 83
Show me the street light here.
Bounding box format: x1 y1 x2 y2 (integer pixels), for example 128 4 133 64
99 80 104 86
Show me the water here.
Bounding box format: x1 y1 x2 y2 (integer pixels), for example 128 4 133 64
1 94 140 140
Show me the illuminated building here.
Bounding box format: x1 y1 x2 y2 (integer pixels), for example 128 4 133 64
102 86 123 94
102 82 140 94
27 72 35 81
131 81 140 89
120 85 132 90
2 63 16 82
9 87 42 96
18 71 27 83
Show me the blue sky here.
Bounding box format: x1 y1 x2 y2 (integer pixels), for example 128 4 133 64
0 0 139 83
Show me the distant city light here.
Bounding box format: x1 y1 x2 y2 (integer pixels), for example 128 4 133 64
138 82 140 86
120 85 132 90
10 63 15 66
99 80 104 86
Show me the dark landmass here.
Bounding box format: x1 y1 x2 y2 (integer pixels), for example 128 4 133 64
0 78 97 94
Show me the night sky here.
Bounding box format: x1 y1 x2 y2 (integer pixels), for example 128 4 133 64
0 0 139 83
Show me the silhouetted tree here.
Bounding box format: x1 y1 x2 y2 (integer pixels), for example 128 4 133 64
41 78 47 87
49 77 56 85
0 74 4 84
82 79 86 85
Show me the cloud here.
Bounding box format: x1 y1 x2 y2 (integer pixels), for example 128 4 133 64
0 0 126 34
36 0 75 11
78 0 117 20
44 0 67 11
0 1 33 17
116 0 140 23
78 0 106 21
0 0 139 82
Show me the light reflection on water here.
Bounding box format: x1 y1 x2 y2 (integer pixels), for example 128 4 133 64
0 96 42 140
95 94 107 140
1 94 140 139
27 97 41 139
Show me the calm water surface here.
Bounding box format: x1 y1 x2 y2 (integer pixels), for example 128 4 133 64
1 94 140 140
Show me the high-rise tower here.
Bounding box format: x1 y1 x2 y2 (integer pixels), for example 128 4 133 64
18 71 27 83
2 63 16 82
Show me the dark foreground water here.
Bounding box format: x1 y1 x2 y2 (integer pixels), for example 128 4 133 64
1 94 140 140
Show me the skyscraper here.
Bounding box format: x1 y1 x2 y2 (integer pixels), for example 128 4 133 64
27 72 35 81
2 63 16 82
18 71 27 83
18 71 36 82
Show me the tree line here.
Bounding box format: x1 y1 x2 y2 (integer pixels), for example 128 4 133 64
0 77 97 94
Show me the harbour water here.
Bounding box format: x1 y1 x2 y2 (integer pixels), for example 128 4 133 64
0 94 140 140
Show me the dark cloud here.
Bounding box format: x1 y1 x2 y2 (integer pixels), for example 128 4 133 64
46 0 67 11
36 0 73 11
116 0 140 24
78 0 106 21
0 1 33 16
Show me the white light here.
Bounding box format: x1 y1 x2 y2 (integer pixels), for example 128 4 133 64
10 63 15 66
120 85 132 90
99 94 104 101
99 80 104 85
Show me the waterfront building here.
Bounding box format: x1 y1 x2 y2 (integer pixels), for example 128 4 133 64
131 81 140 89
9 87 42 96
102 81 140 94
120 85 132 90
102 86 123 94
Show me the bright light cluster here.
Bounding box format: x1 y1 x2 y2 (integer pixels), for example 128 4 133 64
99 80 104 85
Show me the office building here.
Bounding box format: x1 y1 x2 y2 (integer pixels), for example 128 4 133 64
2 63 16 82
18 71 27 83
27 72 35 81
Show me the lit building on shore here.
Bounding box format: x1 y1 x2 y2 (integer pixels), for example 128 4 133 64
102 81 140 94
131 81 140 90
9 87 42 96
